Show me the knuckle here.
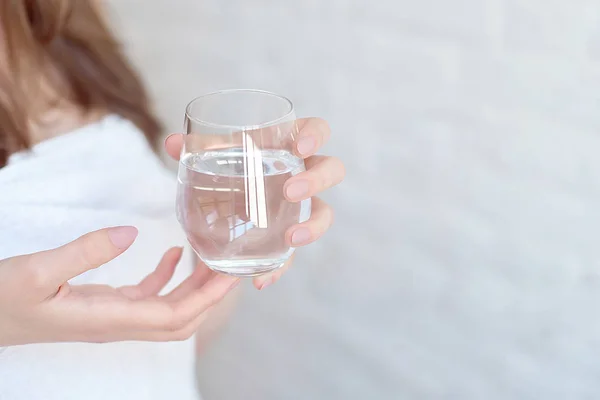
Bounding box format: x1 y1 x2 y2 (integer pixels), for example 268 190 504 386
315 158 344 191
303 118 329 142
329 157 346 182
311 201 334 235
77 235 104 269
315 118 330 137
324 205 335 227
320 173 333 191
332 156 345 173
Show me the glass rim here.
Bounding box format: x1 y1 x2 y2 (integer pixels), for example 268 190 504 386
184 89 295 130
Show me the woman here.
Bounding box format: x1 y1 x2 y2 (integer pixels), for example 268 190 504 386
0 1 345 399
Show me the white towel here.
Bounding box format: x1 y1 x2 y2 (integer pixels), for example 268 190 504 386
0 115 200 400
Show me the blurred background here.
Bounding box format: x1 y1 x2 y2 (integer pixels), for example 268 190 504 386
107 1 600 399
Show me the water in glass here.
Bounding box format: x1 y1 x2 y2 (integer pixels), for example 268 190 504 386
177 147 310 276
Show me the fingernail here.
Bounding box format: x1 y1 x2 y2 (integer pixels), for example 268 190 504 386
230 279 241 290
297 137 316 156
286 180 309 200
291 228 311 245
108 226 138 249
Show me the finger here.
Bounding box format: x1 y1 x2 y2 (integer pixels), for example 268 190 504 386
284 156 345 202
103 273 239 334
129 308 213 343
139 273 240 331
253 253 295 290
294 118 331 158
163 260 215 302
171 273 240 323
125 279 242 342
119 247 183 300
164 133 184 161
25 226 138 292
286 197 334 247
142 304 216 342
133 247 183 297
253 199 334 290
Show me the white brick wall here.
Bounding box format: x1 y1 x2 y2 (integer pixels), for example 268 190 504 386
108 1 600 398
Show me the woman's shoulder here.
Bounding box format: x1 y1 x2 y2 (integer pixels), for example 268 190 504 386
2 113 176 208
9 114 164 167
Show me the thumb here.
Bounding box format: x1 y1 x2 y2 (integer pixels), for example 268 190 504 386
27 226 138 290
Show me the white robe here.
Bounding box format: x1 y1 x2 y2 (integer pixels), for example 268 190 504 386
0 116 200 400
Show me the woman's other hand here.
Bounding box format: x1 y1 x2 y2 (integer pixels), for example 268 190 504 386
164 117 345 290
0 227 239 346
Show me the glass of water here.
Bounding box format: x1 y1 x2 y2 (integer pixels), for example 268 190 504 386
176 89 311 276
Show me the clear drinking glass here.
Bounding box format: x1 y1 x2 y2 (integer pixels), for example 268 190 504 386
176 89 311 276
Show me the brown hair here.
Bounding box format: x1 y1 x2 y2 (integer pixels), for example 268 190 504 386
0 0 162 167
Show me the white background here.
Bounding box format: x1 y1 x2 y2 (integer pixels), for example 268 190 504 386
108 1 600 398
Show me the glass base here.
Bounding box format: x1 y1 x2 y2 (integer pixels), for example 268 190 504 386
204 258 287 277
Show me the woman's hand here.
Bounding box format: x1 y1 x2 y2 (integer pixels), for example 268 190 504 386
0 227 239 347
164 117 345 290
